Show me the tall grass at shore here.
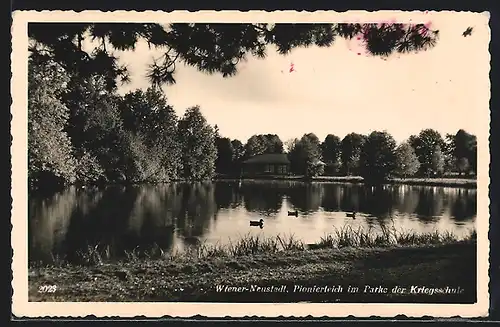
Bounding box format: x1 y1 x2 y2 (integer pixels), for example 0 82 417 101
315 225 472 249
34 225 476 268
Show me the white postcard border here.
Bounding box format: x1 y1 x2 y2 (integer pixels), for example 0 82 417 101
11 10 491 318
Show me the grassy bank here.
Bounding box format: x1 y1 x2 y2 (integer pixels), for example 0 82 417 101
29 227 477 303
218 175 477 188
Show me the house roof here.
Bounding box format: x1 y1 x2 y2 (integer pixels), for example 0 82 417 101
242 153 291 165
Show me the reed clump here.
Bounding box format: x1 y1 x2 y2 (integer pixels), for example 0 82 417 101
36 227 476 267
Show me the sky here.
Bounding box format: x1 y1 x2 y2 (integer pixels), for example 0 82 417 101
108 14 489 145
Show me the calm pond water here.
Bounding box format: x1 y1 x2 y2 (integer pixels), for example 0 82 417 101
28 181 477 264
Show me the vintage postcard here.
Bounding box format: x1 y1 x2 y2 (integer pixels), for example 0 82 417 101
11 10 491 318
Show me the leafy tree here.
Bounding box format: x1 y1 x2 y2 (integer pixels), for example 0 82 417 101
262 134 284 154
442 130 476 175
74 151 106 185
243 134 283 158
341 133 366 175
215 137 248 176
244 135 267 158
469 142 478 175
456 157 470 176
409 129 445 177
395 142 420 178
453 129 475 158
307 158 325 177
215 137 234 175
359 131 397 183
431 145 445 176
284 138 298 153
443 133 457 173
28 57 77 189
28 22 440 90
62 74 127 182
119 87 182 181
214 124 220 139
120 132 163 182
288 133 324 177
321 134 341 175
231 139 245 162
177 106 218 180
230 139 245 175
453 129 477 175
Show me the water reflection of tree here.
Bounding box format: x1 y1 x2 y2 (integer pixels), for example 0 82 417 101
29 187 80 263
240 182 285 215
176 182 216 241
127 183 183 251
414 187 445 223
60 186 140 262
30 186 127 263
321 184 342 211
337 185 360 213
451 189 477 221
287 183 325 214
316 184 396 219
214 181 242 209
30 183 217 263
393 185 420 215
358 186 394 218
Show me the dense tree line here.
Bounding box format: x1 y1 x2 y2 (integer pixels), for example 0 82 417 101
29 57 218 191
220 129 477 182
285 129 477 182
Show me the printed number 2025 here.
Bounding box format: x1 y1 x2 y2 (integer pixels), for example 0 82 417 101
38 285 57 293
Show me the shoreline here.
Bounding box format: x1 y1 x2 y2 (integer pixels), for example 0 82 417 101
29 175 477 194
29 241 477 303
217 176 477 189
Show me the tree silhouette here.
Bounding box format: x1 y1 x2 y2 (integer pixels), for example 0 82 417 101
28 57 77 189
230 139 245 176
395 141 420 178
321 134 342 175
62 73 128 183
409 129 445 177
341 133 366 175
215 137 235 175
457 157 470 176
288 133 324 177
177 106 218 180
243 134 284 158
453 129 477 174
431 145 446 177
28 22 440 90
118 88 183 182
359 131 397 183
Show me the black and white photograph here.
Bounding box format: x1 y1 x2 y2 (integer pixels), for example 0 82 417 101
11 10 490 318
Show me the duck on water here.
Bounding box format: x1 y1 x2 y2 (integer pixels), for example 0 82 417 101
250 219 264 227
288 210 298 217
346 211 356 219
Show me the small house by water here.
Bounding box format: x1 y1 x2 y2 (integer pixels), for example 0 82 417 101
242 153 291 177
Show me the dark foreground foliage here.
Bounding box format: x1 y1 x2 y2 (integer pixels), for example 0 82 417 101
29 22 439 90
